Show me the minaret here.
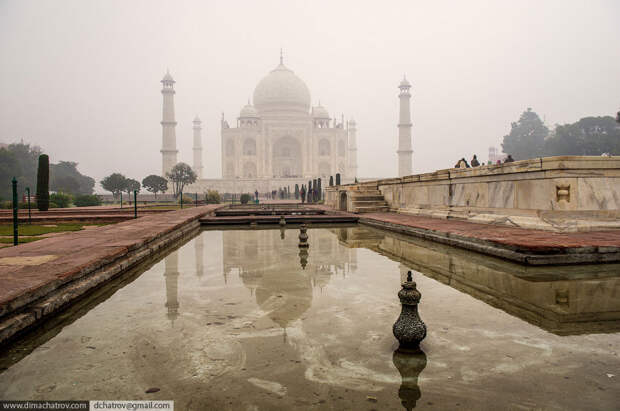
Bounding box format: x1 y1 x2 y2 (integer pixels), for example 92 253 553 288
397 75 413 177
347 118 358 181
192 115 203 179
160 70 178 177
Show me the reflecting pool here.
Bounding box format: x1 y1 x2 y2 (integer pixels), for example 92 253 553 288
0 226 619 410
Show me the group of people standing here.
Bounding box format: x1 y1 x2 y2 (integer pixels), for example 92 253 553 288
454 154 515 169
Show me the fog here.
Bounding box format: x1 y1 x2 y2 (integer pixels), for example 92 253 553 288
1 0 619 190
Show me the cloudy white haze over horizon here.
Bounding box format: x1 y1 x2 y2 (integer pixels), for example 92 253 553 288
1 0 619 191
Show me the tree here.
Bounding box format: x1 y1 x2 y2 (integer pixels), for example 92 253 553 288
125 178 141 196
142 174 168 198
294 184 300 199
100 173 127 198
36 154 50 211
0 148 21 200
166 162 197 198
544 116 620 156
50 161 95 195
501 108 549 160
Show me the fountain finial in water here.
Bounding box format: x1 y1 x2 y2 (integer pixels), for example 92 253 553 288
298 224 309 248
393 270 426 350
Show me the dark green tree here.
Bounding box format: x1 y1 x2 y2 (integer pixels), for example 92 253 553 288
544 116 620 156
501 108 549 160
166 162 197 198
50 161 95 195
125 178 141 196
36 154 50 211
100 173 127 198
294 184 299 199
142 174 168 198
0 148 21 200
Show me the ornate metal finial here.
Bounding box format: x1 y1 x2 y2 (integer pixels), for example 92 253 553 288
393 270 426 350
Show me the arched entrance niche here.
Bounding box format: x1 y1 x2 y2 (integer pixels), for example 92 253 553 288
339 191 347 211
272 136 301 177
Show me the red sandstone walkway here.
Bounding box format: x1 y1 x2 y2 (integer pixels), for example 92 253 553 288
0 206 218 320
360 212 620 251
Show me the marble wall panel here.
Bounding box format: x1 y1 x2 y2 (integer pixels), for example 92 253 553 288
488 182 515 209
450 183 488 207
577 178 620 210
515 178 578 210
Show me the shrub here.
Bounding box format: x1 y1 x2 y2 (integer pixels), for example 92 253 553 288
37 154 50 211
50 192 72 208
177 195 193 204
48 201 59 209
205 190 221 204
240 193 251 204
74 194 102 207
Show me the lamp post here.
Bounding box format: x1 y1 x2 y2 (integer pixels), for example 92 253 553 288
25 187 31 224
133 190 138 219
195 192 198 207
120 192 122 209
12 177 18 246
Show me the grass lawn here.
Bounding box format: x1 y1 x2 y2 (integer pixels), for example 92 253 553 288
0 224 89 236
0 236 42 244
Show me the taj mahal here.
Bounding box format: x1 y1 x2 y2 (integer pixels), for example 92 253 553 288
159 53 365 195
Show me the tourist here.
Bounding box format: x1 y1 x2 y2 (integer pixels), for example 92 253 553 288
300 186 306 203
504 154 515 163
254 190 258 202
455 158 470 168
471 155 480 167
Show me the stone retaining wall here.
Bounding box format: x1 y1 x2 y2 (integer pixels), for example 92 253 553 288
326 156 620 231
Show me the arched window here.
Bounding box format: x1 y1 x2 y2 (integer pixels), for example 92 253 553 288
338 140 346 156
226 140 234 156
281 147 291 157
243 139 256 155
319 139 331 156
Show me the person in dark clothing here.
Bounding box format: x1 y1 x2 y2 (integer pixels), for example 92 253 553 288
470 155 480 167
504 154 515 163
254 190 259 201
300 186 306 203
455 158 470 168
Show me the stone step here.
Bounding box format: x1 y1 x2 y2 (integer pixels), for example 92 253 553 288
353 205 390 213
350 195 386 201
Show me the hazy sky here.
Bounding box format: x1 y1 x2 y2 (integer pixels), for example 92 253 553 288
1 0 619 190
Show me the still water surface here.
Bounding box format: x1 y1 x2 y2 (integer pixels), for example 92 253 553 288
0 226 618 410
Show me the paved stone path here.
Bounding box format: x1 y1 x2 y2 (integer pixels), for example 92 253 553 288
360 212 620 252
0 206 217 321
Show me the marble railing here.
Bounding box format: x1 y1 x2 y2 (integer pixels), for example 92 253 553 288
326 156 620 231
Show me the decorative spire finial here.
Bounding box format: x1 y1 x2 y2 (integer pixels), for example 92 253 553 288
280 48 283 65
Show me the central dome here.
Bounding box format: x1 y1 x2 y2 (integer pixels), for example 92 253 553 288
253 62 311 114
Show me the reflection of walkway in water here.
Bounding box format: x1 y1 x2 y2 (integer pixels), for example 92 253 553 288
333 226 620 335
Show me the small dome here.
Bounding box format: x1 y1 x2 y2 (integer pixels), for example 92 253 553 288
253 62 311 114
348 118 356 126
312 104 329 119
240 103 259 118
193 115 201 122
